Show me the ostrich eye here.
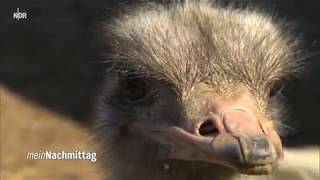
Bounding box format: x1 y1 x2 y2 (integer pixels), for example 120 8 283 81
118 75 150 101
269 81 284 98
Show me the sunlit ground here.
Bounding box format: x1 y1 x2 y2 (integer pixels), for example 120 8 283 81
0 86 103 179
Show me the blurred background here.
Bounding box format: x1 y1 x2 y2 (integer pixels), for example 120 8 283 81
1 0 319 179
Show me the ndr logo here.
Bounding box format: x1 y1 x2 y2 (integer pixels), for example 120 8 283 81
13 8 27 20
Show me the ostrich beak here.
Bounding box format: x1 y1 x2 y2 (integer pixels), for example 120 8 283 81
130 110 283 175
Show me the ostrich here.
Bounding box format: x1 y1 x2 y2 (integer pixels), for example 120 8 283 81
94 1 303 180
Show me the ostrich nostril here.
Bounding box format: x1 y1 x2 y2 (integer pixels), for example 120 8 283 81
199 119 219 136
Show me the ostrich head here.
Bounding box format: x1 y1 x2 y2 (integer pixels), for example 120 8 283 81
94 2 302 179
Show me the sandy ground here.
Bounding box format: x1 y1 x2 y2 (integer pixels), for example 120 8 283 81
0 86 103 180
